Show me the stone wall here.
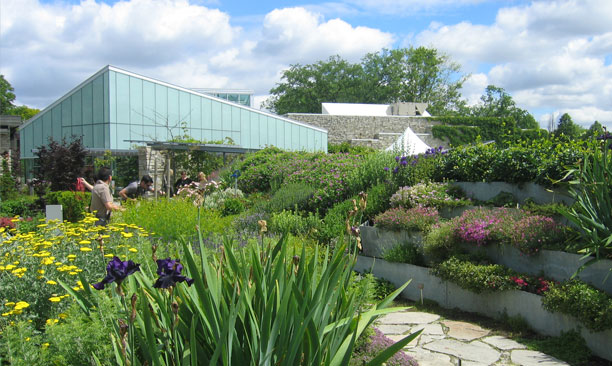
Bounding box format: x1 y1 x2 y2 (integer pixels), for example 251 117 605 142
137 146 167 193
286 113 447 149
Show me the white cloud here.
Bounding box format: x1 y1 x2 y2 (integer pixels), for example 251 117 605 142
342 0 488 15
0 1 392 108
414 0 612 125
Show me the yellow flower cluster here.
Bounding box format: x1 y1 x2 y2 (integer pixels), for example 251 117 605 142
0 214 152 325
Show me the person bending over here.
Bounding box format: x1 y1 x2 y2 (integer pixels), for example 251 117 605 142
119 175 156 201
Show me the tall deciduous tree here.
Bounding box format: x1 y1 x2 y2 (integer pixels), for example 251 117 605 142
469 85 538 129
0 75 16 114
555 113 583 140
263 47 467 115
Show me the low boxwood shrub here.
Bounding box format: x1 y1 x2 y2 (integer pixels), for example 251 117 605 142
431 256 518 293
44 191 91 222
423 222 458 262
221 197 245 216
374 206 439 232
268 210 322 237
542 280 612 332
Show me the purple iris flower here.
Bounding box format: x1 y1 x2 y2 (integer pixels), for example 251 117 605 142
400 156 407 162
153 258 194 288
384 167 390 172
400 160 408 166
93 256 140 290
392 167 399 174
597 132 612 140
395 156 400 162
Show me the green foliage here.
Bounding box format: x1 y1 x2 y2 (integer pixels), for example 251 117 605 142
269 210 322 237
264 47 466 115
423 222 457 262
68 233 418 365
542 280 612 332
429 116 518 144
34 137 87 192
221 197 245 216
345 151 396 197
0 74 16 114
520 330 592 366
6 105 39 121
119 198 234 241
0 158 17 201
432 125 480 146
562 137 612 262
485 191 518 208
375 206 439 232
0 195 39 217
44 191 90 222
362 183 394 222
431 257 517 293
316 196 357 243
266 182 315 213
390 182 470 209
467 85 538 130
383 242 424 266
555 113 584 141
328 142 375 155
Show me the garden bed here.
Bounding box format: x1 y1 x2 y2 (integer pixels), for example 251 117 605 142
354 256 612 361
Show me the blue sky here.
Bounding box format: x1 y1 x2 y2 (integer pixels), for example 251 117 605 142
2 0 611 128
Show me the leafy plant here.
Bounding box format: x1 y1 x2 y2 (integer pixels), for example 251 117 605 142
33 137 87 192
44 191 91 222
431 256 517 293
221 197 245 217
542 280 612 332
562 134 612 265
374 206 439 232
390 182 470 209
268 210 322 237
266 182 315 213
383 242 424 266
0 195 38 217
0 157 17 201
66 231 421 365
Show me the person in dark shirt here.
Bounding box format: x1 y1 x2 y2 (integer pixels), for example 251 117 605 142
174 171 193 192
119 175 155 201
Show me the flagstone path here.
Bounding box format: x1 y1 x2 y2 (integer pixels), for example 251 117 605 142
376 310 569 366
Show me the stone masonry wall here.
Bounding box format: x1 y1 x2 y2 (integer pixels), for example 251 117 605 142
286 113 447 150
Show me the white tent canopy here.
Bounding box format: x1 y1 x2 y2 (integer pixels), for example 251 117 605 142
385 126 430 156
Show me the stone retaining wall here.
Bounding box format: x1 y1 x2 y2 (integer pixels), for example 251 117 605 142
286 114 446 149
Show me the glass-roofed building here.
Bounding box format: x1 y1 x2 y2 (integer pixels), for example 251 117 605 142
19 65 328 173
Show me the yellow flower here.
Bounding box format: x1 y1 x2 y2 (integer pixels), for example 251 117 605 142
128 248 138 253
46 318 59 325
121 232 133 238
79 247 92 252
104 253 114 258
36 224 48 228
4 302 15 307
14 301 29 310
42 343 50 349
25 337 30 341
79 240 91 245
41 257 55 265
58 313 68 319
48 297 61 302
46 280 58 285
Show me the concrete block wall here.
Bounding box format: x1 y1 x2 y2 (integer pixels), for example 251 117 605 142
137 146 166 192
286 113 447 150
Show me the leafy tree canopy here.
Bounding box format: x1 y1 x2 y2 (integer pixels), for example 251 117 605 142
582 120 604 139
263 47 467 115
555 113 584 140
467 85 538 129
0 75 16 115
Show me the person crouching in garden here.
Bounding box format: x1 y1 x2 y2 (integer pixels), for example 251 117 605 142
119 175 158 201
90 167 124 226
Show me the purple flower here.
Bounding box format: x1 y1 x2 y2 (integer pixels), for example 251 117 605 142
153 258 194 288
93 256 140 290
384 167 390 172
400 160 408 166
393 167 399 174
597 132 612 140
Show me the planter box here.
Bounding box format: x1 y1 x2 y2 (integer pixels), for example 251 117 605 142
459 243 612 295
452 182 574 206
354 256 612 361
360 226 423 258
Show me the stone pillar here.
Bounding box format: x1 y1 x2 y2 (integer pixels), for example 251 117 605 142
137 146 166 193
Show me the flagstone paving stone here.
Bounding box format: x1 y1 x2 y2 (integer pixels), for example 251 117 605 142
511 350 569 366
482 335 527 350
443 320 491 341
423 339 501 364
375 310 574 366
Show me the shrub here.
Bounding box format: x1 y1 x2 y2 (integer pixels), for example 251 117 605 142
345 151 396 196
316 196 358 243
33 137 87 192
269 210 321 237
233 211 269 236
0 157 17 200
390 182 470 209
542 280 612 332
385 147 446 188
328 142 375 155
374 206 439 232
266 182 315 213
44 191 91 222
362 183 394 222
485 191 517 208
431 257 518 293
221 197 245 216
383 242 424 266
423 222 457 262
0 195 39 217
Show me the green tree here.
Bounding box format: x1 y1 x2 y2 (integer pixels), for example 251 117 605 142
264 47 467 115
0 75 16 114
555 113 583 140
0 157 17 200
8 105 39 121
470 85 538 129
582 121 604 139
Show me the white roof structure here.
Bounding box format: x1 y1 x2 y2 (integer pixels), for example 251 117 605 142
322 103 390 116
385 126 431 155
